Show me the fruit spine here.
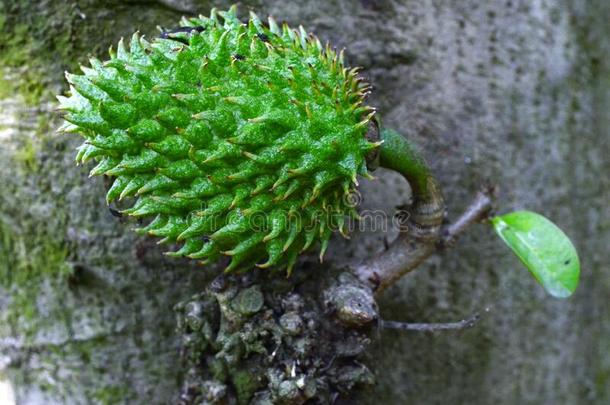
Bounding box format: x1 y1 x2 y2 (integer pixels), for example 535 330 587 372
58 6 378 272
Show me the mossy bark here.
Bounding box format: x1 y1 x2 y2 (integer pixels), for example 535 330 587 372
1 1 609 404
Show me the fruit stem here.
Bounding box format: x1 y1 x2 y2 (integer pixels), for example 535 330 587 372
378 128 445 241
352 129 494 294
378 128 430 196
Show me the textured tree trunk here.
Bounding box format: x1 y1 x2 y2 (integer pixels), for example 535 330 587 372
1 0 608 404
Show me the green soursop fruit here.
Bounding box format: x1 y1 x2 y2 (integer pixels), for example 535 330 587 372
57 6 378 273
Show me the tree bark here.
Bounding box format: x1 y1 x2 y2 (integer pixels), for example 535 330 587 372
1 0 608 404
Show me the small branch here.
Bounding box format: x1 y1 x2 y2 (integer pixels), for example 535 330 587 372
352 186 496 294
439 185 496 248
381 311 486 332
354 127 497 294
352 128 446 292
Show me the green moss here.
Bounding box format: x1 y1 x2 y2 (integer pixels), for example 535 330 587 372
12 136 40 172
91 385 132 405
0 20 50 104
0 105 55 173
0 216 71 334
0 0 183 105
0 75 12 99
231 369 262 404
0 219 70 287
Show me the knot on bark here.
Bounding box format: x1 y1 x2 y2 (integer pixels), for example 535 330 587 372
174 268 378 404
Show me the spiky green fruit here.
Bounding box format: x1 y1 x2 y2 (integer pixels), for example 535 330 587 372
58 6 378 273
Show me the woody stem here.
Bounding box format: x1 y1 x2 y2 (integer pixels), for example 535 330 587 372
352 128 493 294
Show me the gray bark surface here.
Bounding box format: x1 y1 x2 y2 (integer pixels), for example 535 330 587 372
0 0 608 404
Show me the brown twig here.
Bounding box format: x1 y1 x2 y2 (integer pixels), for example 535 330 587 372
380 309 488 332
439 186 496 248
352 186 495 294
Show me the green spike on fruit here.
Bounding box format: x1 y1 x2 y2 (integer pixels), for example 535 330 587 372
58 6 377 272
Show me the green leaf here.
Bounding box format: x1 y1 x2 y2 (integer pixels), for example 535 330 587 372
491 211 580 298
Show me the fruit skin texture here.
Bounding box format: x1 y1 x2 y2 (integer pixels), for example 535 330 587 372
57 6 377 273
